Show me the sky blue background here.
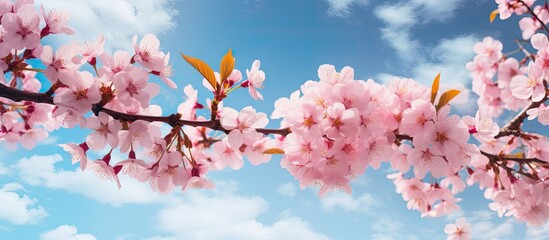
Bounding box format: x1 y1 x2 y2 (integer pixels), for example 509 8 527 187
0 0 547 239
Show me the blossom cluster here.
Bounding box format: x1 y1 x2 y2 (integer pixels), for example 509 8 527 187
0 0 547 231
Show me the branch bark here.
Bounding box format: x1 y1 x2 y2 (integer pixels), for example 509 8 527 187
0 83 291 136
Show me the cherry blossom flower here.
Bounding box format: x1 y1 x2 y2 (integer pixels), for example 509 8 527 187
2 4 40 50
496 0 534 20
74 35 105 64
98 50 132 80
473 37 503 63
510 62 546 102
527 103 549 125
113 66 159 108
89 156 121 189
151 151 186 193
85 112 122 150
53 71 101 114
444 218 471 240
59 142 89 170
242 60 265 100
220 106 268 148
321 103 360 138
40 5 74 36
20 127 47 149
317 64 353 85
41 43 81 83
118 120 153 153
212 138 244 170
400 99 436 137
132 34 166 71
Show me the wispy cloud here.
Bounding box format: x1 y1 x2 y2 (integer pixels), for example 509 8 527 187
468 210 515 240
0 183 48 225
324 0 369 18
40 225 97 240
16 154 176 207
526 221 549 240
321 192 377 213
151 182 329 240
35 0 178 51
277 182 298 197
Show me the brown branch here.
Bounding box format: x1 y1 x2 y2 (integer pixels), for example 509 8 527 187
494 97 546 138
480 150 548 165
0 83 291 136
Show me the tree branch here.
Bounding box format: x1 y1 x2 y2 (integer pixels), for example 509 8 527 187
0 83 291 136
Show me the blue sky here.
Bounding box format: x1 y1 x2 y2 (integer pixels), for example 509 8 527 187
1 0 549 239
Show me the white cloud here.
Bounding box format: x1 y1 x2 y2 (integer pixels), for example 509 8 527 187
16 154 176 207
277 182 297 197
526 221 549 240
35 0 178 51
374 0 463 62
370 216 420 240
0 183 48 225
321 192 376 212
324 0 369 18
0 162 7 176
153 185 329 240
468 210 514 240
40 225 97 240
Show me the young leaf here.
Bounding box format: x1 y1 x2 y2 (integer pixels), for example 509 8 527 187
489 9 499 23
263 148 285 154
181 52 217 90
431 72 441 104
220 49 235 83
436 89 461 110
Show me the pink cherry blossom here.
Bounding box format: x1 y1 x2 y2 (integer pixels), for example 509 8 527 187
242 60 266 100
19 127 47 149
527 103 549 125
89 156 121 189
473 37 503 63
98 50 132 80
321 103 360 138
53 71 101 114
444 217 471 240
59 142 89 170
408 138 448 178
317 64 353 85
496 0 534 20
220 106 268 148
40 6 75 36
132 34 165 71
85 112 122 150
118 120 153 153
211 137 244 170
2 4 40 50
41 43 81 83
113 66 159 108
400 99 436 137
510 62 546 102
74 35 105 64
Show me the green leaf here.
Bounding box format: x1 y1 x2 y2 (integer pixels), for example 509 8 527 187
220 49 235 84
431 72 441 104
181 52 217 90
263 148 285 154
436 89 461 110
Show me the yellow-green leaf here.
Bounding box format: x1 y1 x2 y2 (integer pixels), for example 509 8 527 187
436 89 461 110
181 52 217 90
263 148 285 154
489 9 499 23
220 49 235 84
431 72 441 104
